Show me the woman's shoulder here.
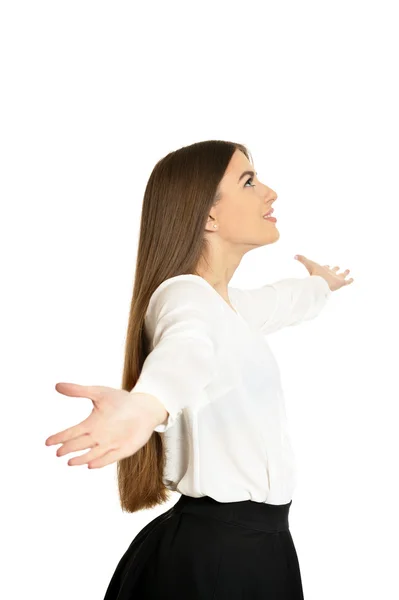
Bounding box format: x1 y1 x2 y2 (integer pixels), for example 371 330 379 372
146 275 222 321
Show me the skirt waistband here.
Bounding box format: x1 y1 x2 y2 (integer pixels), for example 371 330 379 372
172 494 292 533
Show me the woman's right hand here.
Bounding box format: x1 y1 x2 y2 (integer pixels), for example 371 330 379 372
45 382 168 469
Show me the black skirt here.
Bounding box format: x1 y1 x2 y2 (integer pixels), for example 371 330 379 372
103 494 304 599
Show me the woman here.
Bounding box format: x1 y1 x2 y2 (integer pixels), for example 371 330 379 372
45 140 353 599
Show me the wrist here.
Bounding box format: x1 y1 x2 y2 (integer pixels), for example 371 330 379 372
130 391 169 427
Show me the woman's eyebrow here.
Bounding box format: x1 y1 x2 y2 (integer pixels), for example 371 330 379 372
237 170 257 183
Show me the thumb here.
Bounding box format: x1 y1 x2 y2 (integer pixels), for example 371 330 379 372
55 382 99 399
294 254 312 273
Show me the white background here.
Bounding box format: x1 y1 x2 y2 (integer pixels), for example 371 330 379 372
1 1 398 598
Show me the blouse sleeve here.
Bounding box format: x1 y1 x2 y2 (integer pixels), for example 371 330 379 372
228 275 332 335
131 280 219 432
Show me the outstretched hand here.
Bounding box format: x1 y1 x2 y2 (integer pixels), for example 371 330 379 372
294 255 354 292
45 383 165 469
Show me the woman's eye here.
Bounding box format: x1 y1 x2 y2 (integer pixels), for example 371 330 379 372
244 177 255 188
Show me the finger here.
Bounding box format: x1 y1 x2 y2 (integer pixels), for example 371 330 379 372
68 444 113 467
332 266 339 271
55 382 99 399
56 433 99 457
87 447 125 469
45 416 91 446
55 382 90 397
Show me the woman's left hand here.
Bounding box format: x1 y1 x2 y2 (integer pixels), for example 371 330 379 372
294 254 354 292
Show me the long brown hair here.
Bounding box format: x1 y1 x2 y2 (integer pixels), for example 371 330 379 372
117 140 253 513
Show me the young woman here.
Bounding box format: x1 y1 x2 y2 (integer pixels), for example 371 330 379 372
45 140 353 599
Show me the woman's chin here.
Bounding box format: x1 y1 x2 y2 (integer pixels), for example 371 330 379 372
261 226 280 245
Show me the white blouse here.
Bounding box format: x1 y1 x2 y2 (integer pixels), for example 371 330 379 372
132 274 332 505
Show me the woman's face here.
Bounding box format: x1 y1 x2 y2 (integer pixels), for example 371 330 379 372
207 150 279 250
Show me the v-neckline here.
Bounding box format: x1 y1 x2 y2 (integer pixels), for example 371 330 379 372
180 274 245 321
